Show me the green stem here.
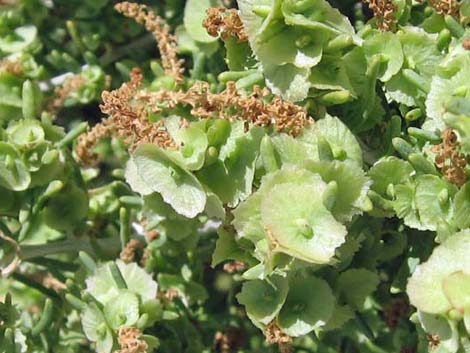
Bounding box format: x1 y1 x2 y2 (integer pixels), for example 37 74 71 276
11 272 61 302
99 33 155 67
21 237 119 261
119 207 130 250
56 122 88 148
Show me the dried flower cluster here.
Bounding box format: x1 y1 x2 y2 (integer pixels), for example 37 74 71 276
76 68 176 164
432 128 468 187
427 333 441 350
213 327 245 353
429 0 459 17
0 59 22 75
137 81 311 136
463 37 470 50
203 7 248 42
115 2 184 84
115 327 148 353
120 239 144 263
383 298 410 329
222 260 246 274
363 0 397 31
264 320 292 345
157 288 180 302
48 74 86 114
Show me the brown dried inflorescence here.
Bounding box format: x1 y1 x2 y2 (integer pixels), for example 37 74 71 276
265 320 291 345
115 327 148 353
213 327 246 353
136 81 311 136
203 7 248 42
48 74 87 114
432 128 468 187
76 68 176 165
427 333 441 350
363 0 398 31
120 239 144 263
0 59 22 75
429 0 459 17
463 37 470 50
383 298 410 329
157 288 180 302
115 2 184 84
223 261 246 274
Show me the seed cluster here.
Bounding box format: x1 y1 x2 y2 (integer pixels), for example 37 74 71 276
362 0 398 31
137 81 311 136
120 239 144 263
0 58 22 75
432 128 468 187
429 0 459 17
203 7 248 42
115 327 148 353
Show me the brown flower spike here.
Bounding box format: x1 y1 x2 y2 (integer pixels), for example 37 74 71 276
115 2 184 84
136 81 311 137
76 68 176 165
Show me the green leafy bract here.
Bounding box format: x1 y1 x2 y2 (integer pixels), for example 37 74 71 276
128 144 207 218
300 115 363 166
237 276 288 326
261 180 347 264
407 230 470 314
277 276 334 336
81 303 113 353
103 290 140 330
85 260 158 306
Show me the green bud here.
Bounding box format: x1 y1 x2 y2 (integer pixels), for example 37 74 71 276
437 28 452 51
445 15 465 38
392 137 415 159
318 90 353 106
405 108 422 121
407 127 441 143
402 69 430 93
408 153 438 175
252 5 271 18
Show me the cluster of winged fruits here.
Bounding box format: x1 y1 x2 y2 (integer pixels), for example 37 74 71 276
4 0 470 352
